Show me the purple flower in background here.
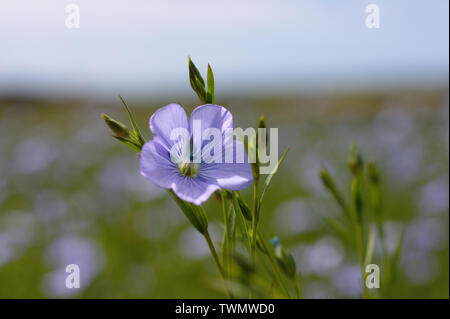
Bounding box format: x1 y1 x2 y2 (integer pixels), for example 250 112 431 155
140 104 253 205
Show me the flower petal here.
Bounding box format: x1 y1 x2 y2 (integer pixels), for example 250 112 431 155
140 140 180 189
189 104 233 159
198 140 253 190
149 103 189 150
189 104 233 134
172 176 220 206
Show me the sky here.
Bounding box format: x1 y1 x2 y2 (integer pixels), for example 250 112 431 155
0 0 448 99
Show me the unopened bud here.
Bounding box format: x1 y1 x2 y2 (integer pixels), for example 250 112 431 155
251 115 268 181
367 161 381 223
102 113 130 139
188 57 206 103
319 167 346 209
257 116 268 144
347 143 363 175
367 161 380 185
237 193 252 221
271 237 297 278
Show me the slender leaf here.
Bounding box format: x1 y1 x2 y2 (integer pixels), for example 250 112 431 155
112 135 142 152
167 190 207 234
206 64 215 103
364 224 376 266
232 192 251 252
388 226 404 296
188 57 205 87
258 148 290 211
119 95 145 146
188 57 206 103
236 192 252 221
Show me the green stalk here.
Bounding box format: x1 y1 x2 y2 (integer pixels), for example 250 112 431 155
203 230 232 299
377 222 390 296
258 233 292 298
293 275 302 299
250 181 259 299
354 222 368 298
251 181 259 260
221 191 232 280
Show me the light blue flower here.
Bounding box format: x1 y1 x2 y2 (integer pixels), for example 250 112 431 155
140 103 253 205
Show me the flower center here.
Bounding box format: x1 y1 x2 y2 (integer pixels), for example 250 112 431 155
178 161 199 177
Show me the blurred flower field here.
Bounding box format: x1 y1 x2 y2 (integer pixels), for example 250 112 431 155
0 89 448 298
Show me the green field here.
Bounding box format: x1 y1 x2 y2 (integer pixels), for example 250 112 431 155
0 89 448 298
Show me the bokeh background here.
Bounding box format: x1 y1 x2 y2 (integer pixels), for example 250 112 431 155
0 0 448 298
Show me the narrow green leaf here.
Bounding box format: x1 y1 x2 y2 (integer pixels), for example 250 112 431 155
228 204 236 238
188 57 205 87
255 232 268 255
191 204 209 233
167 190 208 234
322 216 351 242
194 78 206 103
221 232 230 274
188 57 206 103
258 148 290 211
221 191 233 278
206 64 215 104
236 192 252 221
119 95 145 146
350 172 364 224
364 224 376 266
319 167 348 213
232 192 251 252
388 226 404 296
112 135 142 152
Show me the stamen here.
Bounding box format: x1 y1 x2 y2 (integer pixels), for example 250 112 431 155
179 161 199 177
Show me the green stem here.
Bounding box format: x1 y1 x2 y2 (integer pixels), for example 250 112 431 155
258 233 292 298
354 222 367 298
203 230 232 299
221 191 232 280
251 181 259 260
250 181 259 299
293 274 302 299
378 223 390 297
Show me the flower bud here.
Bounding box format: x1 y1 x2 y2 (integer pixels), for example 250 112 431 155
102 113 130 139
257 116 268 145
271 237 297 278
236 193 252 221
347 143 363 175
319 167 346 209
351 177 363 223
251 115 267 181
367 161 380 185
270 236 280 247
367 161 381 223
188 57 206 103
